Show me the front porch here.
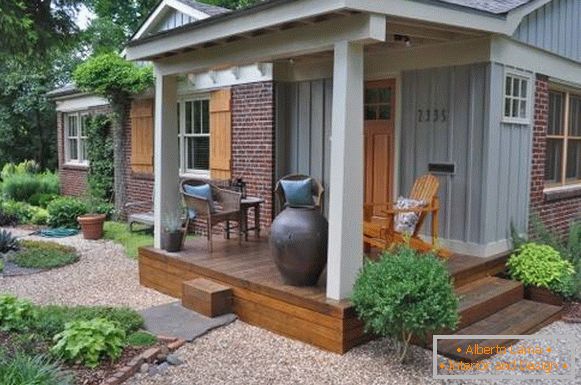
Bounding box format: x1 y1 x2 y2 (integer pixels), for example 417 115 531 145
138 237 523 354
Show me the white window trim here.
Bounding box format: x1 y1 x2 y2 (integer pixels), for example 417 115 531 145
501 69 533 125
178 94 211 177
64 111 89 166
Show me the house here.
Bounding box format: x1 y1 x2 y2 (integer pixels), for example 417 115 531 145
53 0 579 353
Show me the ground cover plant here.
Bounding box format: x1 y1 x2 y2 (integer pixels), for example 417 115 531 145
352 245 458 361
8 240 78 270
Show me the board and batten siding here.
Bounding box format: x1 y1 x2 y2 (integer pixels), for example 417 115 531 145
275 80 332 215
152 9 196 34
513 0 581 62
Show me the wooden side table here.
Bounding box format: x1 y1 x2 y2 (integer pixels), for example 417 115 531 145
241 197 264 241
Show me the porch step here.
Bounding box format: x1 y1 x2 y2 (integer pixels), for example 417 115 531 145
448 252 509 288
437 300 562 362
182 278 233 318
456 276 523 330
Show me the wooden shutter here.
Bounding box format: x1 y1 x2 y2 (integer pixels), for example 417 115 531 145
130 99 154 174
210 89 232 179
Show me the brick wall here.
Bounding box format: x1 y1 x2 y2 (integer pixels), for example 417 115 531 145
231 81 276 229
529 74 581 237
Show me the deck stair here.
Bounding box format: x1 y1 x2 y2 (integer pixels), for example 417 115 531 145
434 258 563 362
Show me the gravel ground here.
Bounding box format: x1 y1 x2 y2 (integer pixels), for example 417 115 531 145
0 227 173 309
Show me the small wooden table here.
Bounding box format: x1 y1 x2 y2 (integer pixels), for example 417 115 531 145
241 197 264 240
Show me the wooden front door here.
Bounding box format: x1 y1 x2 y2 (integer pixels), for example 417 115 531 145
364 79 395 217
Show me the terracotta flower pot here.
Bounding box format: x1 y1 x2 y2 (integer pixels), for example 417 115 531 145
161 230 184 252
77 214 106 240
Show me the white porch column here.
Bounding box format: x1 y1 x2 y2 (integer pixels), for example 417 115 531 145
326 41 365 300
153 70 179 249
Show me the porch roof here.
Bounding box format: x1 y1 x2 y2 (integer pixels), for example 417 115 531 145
125 0 548 61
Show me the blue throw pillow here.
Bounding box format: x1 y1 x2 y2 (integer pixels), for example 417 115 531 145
280 178 314 207
183 183 215 215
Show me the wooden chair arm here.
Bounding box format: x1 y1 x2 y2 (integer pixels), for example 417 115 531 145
380 206 437 215
215 187 241 212
182 193 211 216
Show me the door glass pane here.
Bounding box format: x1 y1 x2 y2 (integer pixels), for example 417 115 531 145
545 138 563 184
185 101 192 134
365 88 379 104
365 106 377 120
566 139 581 181
569 95 581 137
193 136 210 170
377 88 390 103
548 91 564 135
378 105 391 120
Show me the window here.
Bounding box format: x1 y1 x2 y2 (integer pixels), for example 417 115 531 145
64 112 89 164
545 89 581 187
503 71 531 124
178 98 210 174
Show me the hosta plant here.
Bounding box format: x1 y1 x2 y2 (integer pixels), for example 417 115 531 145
52 318 125 368
352 246 459 361
0 295 36 332
507 243 575 297
0 230 19 253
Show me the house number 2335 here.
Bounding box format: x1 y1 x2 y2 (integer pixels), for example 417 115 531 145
417 109 447 122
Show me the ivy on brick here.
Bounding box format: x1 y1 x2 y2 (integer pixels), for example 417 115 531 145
86 115 114 201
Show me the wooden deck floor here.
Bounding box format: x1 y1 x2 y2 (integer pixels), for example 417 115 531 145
139 237 508 354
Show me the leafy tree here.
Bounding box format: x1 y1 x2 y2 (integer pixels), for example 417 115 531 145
74 53 153 215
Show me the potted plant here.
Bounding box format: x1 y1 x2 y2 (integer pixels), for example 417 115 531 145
77 197 108 240
161 207 184 252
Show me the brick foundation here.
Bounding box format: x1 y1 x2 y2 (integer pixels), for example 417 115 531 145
231 81 276 229
529 74 581 238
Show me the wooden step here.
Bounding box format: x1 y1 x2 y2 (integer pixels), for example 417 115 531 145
448 252 509 288
438 300 562 362
456 277 523 329
182 278 233 318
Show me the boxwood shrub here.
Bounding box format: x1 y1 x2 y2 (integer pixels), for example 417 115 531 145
46 197 88 229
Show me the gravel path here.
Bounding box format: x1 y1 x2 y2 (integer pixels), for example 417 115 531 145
0 227 173 310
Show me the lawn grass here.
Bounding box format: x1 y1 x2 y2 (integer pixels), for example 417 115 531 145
126 331 157 347
103 221 153 258
9 240 78 269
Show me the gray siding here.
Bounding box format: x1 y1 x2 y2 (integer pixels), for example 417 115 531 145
151 10 196 34
513 0 581 62
275 80 333 215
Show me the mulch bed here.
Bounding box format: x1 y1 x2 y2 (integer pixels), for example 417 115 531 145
563 301 581 323
0 331 165 385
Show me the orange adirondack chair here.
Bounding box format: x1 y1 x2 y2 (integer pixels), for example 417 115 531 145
363 174 450 258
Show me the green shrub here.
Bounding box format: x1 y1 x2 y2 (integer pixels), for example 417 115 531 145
0 205 19 227
1 200 37 224
32 305 143 338
28 193 58 208
52 318 125 368
0 230 19 253
508 243 576 297
46 197 87 228
1 160 40 179
0 352 73 385
126 331 157 347
2 172 59 203
30 208 49 225
9 240 78 270
352 246 458 361
0 260 4 273
0 295 36 332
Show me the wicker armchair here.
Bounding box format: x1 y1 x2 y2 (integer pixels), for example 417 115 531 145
274 174 324 212
181 179 243 251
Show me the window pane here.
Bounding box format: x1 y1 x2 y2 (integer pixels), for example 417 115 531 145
548 91 564 135
520 80 527 98
201 100 209 134
512 99 519 118
68 115 77 137
193 136 210 170
193 101 202 134
519 100 527 119
177 102 180 134
569 95 581 137
545 138 563 184
566 139 581 181
185 101 192 134
68 139 78 160
513 78 520 97
505 76 512 96
79 138 87 161
504 98 512 117
186 137 195 170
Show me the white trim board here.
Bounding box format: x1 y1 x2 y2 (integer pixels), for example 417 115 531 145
55 95 109 112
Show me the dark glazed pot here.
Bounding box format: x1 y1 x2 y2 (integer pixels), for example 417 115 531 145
270 206 328 286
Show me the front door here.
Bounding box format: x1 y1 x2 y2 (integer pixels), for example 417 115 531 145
364 79 395 218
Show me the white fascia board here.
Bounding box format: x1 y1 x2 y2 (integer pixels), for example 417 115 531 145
55 95 109 112
133 0 210 41
126 0 346 61
155 13 386 76
491 35 581 85
345 0 509 34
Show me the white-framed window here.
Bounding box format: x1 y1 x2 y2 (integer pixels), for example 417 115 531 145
178 96 210 175
64 111 89 165
502 70 532 124
544 87 581 188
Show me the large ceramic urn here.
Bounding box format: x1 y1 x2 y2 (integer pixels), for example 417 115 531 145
270 206 328 286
